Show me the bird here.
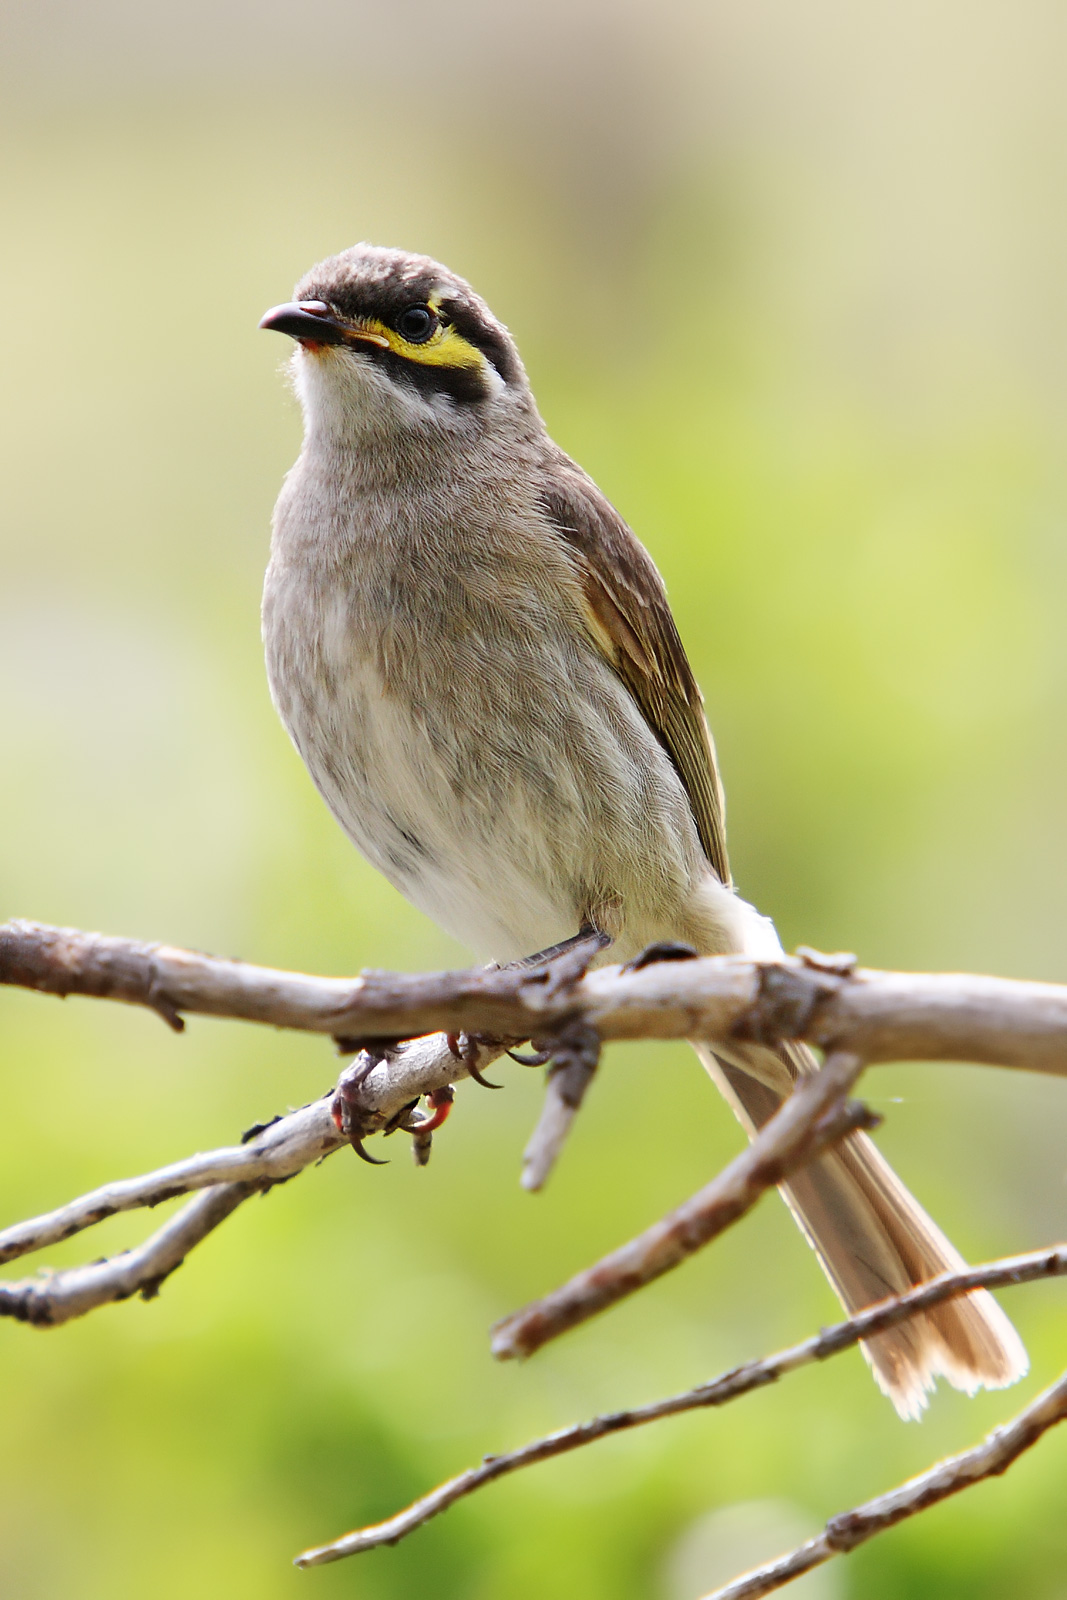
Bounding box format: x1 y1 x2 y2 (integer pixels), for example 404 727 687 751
259 242 1027 1419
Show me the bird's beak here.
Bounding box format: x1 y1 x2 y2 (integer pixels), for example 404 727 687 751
259 301 348 345
259 301 392 351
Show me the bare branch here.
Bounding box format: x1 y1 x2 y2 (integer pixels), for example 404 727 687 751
295 1244 1067 1567
0 918 616 1044
4 921 1064 1354
5 920 1067 1077
702 1367 1067 1600
493 1052 870 1359
5 915 1067 1588
0 1042 863 1327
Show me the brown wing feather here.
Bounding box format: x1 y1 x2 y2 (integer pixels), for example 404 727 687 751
539 449 731 886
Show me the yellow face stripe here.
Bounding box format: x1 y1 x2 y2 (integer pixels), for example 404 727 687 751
347 297 485 372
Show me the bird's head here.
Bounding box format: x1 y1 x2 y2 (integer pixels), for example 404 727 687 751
260 244 530 443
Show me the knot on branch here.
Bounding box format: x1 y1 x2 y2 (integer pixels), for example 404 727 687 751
731 960 843 1047
0 1280 57 1327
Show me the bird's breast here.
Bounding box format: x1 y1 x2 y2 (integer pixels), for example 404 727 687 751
262 478 718 961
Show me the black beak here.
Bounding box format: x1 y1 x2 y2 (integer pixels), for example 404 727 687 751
259 301 347 345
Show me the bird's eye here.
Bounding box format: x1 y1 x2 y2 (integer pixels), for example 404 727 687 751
396 305 436 343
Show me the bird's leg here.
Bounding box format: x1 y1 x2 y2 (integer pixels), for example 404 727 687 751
452 923 613 1077
333 926 611 1160
510 922 612 972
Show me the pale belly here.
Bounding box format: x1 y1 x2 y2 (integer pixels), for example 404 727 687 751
294 654 591 959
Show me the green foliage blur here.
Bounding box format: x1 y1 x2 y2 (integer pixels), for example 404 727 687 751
2 7 1067 1597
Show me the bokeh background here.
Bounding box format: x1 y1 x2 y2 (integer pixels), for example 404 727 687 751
2 3 1067 1596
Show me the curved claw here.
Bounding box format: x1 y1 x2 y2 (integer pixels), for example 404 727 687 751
446 1031 503 1089
466 1059 502 1089
507 1047 553 1067
350 1134 389 1166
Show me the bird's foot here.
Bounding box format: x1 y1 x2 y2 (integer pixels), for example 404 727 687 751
507 1043 554 1066
449 927 611 1080
623 939 698 973
330 1045 397 1164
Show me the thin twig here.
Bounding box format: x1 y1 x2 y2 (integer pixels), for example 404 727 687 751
493 1052 869 1359
5 920 1067 1077
0 1183 253 1326
520 1021 602 1191
295 1243 1067 1566
702 1367 1067 1600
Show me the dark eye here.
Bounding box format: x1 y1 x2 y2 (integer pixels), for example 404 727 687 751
396 305 436 343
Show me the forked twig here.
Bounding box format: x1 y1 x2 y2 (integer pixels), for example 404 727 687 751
0 1097 340 1269
0 1031 508 1323
0 1183 253 1326
0 1051 866 1329
296 1244 1067 1566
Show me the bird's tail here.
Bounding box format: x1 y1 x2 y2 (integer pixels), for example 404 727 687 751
693 1038 1028 1418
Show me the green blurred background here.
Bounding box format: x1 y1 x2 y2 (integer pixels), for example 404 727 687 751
2 3 1067 1596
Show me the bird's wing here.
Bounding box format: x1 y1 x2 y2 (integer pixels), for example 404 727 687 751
539 450 731 886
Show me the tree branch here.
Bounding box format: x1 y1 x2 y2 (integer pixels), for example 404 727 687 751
295 1244 1067 1567
5 922 1066 1340
4 919 1067 1076
0 1047 866 1333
